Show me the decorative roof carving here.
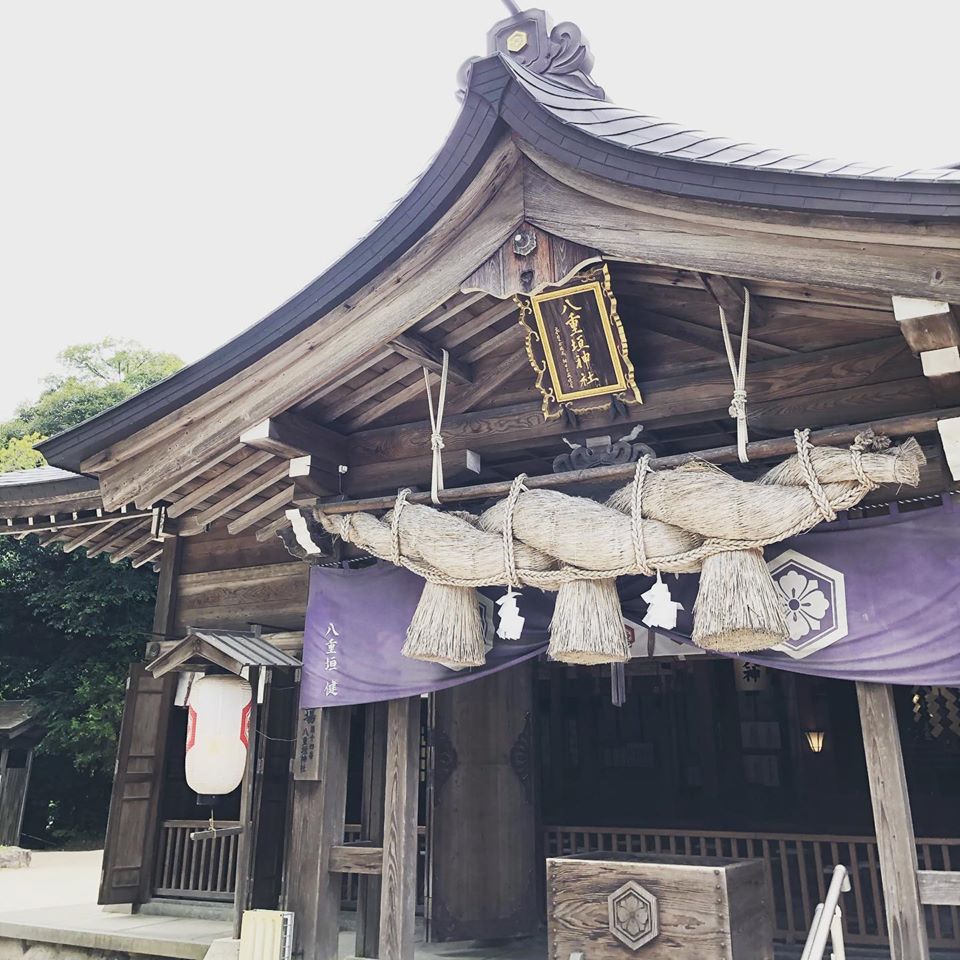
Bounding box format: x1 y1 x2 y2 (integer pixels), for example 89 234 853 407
458 7 604 101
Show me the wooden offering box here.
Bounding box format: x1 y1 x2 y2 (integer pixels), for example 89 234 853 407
546 852 773 960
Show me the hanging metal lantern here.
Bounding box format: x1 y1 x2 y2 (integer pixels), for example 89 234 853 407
185 674 252 796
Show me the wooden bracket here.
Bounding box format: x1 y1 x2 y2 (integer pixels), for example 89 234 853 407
389 333 473 385
241 412 349 464
893 296 960 405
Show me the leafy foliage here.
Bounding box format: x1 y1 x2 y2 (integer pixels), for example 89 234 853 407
1 338 182 443
0 433 45 472
0 339 183 845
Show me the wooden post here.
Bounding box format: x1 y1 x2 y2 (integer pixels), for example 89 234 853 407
233 665 261 937
356 701 389 958
379 697 421 960
856 681 930 960
285 706 352 960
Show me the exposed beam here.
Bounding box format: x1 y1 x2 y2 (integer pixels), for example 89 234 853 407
892 296 960 353
135 443 245 514
110 531 159 563
388 333 473 385
349 337 918 465
289 455 343 500
328 843 384 876
636 308 792 360
185 461 291 533
320 408 948 515
166 451 274 519
86 518 152 557
226 485 296 536
918 870 960 906
240 412 348 464
0 509 152 538
62 516 125 553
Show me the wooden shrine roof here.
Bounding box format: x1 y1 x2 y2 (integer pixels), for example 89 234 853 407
37 9 960 476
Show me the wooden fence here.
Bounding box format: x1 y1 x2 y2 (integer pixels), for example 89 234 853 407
544 826 960 949
155 819 240 901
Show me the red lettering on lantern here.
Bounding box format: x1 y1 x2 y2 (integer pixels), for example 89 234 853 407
240 700 252 749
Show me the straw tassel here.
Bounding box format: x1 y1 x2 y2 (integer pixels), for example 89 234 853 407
692 548 788 652
402 581 486 669
548 577 630 665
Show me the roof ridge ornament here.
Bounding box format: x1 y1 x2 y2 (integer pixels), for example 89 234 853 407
458 6 605 102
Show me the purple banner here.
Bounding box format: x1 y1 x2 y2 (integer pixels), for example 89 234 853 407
300 562 550 708
301 498 960 707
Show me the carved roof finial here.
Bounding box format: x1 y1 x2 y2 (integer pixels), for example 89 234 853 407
459 6 605 102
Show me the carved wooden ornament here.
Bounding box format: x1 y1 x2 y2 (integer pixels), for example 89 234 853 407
516 263 642 421
607 880 659 951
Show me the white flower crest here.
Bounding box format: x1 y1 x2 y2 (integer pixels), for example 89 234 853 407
776 568 830 642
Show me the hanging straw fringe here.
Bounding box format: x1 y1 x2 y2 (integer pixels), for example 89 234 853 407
718 286 751 464
319 431 925 660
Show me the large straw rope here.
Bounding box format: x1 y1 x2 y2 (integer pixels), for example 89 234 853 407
319 430 923 590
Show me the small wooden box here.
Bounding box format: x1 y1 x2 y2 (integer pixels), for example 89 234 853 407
546 852 773 960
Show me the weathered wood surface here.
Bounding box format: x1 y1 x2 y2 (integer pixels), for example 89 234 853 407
356 700 388 959
918 870 960 906
856 682 930 960
318 409 951 515
348 337 920 466
97 665 176 905
522 145 960 251
0 750 32 846
329 843 385 875
389 332 473 385
173 562 309 633
285 706 352 960
166 451 275 519
232 665 260 935
429 663 540 942
93 140 525 510
462 221 599 297
179 525 292 574
546 853 772 960
379 697 420 960
240 412 349 462
521 155 960 300
892 297 960 353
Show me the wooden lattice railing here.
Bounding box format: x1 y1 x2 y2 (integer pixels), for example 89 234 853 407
544 826 960 949
155 819 240 902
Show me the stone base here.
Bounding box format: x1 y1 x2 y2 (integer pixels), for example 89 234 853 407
0 941 168 960
0 848 31 869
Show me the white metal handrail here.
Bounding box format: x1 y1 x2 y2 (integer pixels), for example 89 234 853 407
800 864 852 960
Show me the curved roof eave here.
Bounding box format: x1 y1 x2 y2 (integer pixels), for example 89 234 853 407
38 78 510 473
38 51 960 474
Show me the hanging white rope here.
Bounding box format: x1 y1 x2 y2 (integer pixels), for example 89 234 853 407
423 349 450 505
718 285 752 464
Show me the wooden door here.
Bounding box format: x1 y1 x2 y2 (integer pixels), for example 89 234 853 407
428 662 541 941
0 745 32 845
98 663 176 904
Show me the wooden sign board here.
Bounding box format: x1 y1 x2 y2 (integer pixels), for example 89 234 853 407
518 263 641 420
293 707 322 781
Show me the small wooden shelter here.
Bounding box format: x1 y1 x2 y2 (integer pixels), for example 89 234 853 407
4 7 960 959
0 700 42 846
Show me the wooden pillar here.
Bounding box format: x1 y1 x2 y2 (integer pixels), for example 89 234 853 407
856 681 930 960
285 706 352 960
356 701 389 958
379 696 421 960
233 666 261 936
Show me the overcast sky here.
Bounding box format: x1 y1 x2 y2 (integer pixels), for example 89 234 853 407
1 0 957 422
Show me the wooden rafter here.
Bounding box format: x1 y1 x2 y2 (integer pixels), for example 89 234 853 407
388 333 472 385
183 461 291 533
226 485 296 536
62 516 125 553
110 531 159 563
636 308 793 360
166 451 275 519
86 518 152 557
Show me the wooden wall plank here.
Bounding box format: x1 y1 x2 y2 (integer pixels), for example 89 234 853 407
856 682 930 960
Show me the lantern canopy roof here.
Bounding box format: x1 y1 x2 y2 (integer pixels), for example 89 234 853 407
147 629 302 678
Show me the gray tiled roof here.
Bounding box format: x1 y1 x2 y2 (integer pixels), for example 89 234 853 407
0 466 82 488
506 61 960 184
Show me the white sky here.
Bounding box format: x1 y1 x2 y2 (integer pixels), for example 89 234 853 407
1 0 958 422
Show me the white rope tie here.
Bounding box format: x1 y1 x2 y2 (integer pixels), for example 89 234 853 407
423 350 450 505
502 474 528 587
718 285 752 464
630 455 654 576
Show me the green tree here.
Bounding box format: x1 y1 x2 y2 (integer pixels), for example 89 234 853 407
2 338 183 443
0 433 45 472
0 339 183 845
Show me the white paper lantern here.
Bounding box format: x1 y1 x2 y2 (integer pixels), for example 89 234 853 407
185 674 252 796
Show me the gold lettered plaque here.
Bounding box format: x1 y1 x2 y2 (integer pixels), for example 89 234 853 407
517 263 642 420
